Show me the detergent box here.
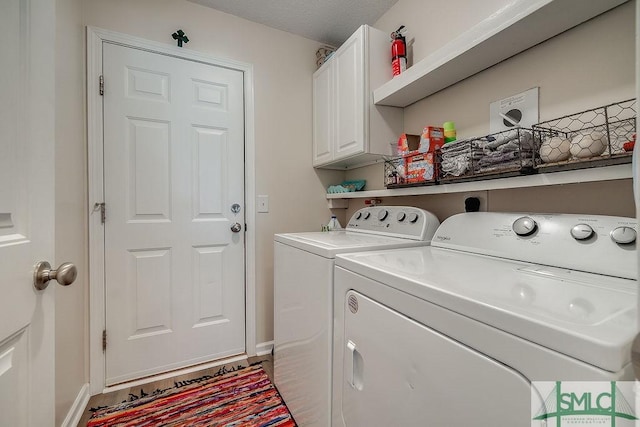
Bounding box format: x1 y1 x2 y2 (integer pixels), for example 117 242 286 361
397 133 421 156
405 152 436 183
419 126 444 153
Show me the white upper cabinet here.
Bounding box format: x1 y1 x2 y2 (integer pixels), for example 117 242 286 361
312 61 333 165
313 25 403 169
334 34 364 160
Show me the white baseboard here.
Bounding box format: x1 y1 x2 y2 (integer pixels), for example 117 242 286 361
87 346 271 406
256 341 273 356
61 383 90 427
103 354 249 393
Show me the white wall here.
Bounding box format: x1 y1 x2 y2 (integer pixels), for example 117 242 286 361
376 0 513 68
55 0 343 420
347 1 636 219
55 0 87 424
399 1 635 141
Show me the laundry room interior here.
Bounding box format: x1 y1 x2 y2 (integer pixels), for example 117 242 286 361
33 0 639 425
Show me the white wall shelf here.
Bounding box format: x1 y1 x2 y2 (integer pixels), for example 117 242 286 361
326 164 632 199
373 0 628 107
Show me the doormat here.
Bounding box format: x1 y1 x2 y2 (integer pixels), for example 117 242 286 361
87 364 296 426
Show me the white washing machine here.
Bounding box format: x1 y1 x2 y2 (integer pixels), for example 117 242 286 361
274 206 440 427
333 212 638 427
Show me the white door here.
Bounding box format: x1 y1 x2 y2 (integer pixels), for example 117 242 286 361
0 0 56 425
103 43 246 385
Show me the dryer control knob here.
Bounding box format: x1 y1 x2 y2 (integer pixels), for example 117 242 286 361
571 224 594 240
397 212 406 222
408 213 419 223
512 216 537 236
363 212 371 220
355 212 362 220
378 209 389 221
610 226 636 245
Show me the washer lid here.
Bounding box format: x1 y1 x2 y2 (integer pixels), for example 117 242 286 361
335 246 637 372
274 206 440 258
274 231 429 258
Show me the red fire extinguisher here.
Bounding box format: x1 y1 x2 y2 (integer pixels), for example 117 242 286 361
391 26 406 77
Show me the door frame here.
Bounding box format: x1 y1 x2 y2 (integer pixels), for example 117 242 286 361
87 26 257 395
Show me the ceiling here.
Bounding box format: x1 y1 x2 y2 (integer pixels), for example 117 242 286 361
188 0 399 47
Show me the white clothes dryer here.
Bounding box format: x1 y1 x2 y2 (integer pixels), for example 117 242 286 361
333 212 637 427
274 206 440 427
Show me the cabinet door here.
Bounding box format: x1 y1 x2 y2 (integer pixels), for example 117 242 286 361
334 28 365 161
312 62 333 166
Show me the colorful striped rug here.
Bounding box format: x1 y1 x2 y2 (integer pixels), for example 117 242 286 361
87 364 296 426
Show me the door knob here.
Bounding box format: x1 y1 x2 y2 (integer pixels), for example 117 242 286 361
231 222 242 233
33 261 77 290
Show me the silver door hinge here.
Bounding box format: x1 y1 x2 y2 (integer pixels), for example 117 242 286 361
94 202 106 224
102 330 107 352
99 75 104 96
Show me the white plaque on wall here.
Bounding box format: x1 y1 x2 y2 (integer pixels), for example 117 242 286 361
489 87 539 134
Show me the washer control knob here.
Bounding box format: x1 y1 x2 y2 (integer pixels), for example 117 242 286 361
610 226 636 245
408 213 419 223
355 212 362 220
397 212 406 222
512 216 537 236
363 212 371 220
570 224 594 240
378 209 389 221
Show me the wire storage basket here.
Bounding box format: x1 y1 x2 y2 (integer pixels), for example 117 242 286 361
384 152 439 188
532 99 636 172
384 156 405 188
438 127 537 183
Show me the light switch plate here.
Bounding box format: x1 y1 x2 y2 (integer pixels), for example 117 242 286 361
257 195 269 213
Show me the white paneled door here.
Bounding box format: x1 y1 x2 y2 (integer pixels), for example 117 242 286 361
103 43 246 385
0 0 55 425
